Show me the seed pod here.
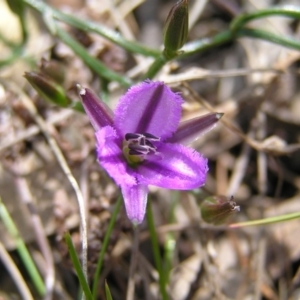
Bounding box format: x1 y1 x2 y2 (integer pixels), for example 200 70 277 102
200 196 240 225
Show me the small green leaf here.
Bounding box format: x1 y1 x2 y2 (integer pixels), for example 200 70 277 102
105 281 113 300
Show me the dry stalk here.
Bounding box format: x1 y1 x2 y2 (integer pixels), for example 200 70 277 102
1 80 88 285
0 241 34 300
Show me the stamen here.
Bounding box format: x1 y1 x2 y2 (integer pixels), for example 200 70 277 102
125 133 141 141
143 133 160 141
124 132 160 162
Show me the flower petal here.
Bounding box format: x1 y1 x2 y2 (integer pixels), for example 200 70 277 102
137 143 208 189
121 184 148 224
95 126 136 187
78 86 114 130
168 112 223 145
114 81 183 140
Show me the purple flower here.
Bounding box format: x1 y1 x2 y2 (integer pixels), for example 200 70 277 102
78 81 222 224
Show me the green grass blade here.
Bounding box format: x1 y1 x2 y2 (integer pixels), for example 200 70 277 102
92 196 122 299
105 281 113 300
23 0 160 57
64 233 93 300
55 29 132 87
147 200 168 300
0 199 46 296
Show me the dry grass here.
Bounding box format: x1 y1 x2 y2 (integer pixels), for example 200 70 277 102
0 0 300 299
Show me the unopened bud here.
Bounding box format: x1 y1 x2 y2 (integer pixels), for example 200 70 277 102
77 85 114 130
200 196 240 225
40 58 66 84
24 71 71 107
163 0 189 59
168 112 223 145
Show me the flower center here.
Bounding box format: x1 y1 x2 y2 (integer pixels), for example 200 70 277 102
123 132 160 166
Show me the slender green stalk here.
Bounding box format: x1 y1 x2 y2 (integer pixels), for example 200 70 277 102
0 200 46 296
229 211 300 228
143 55 168 80
180 30 234 57
230 5 300 33
23 0 160 57
144 30 234 78
237 28 300 51
147 200 168 300
65 233 93 300
56 29 132 87
181 26 300 58
92 196 122 300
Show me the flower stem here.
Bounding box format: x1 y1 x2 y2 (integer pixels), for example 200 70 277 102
180 30 234 57
230 5 300 33
229 211 300 228
147 200 169 300
143 55 168 80
92 196 122 300
237 28 300 51
23 0 160 58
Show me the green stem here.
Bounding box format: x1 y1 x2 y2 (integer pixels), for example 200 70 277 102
181 27 300 58
56 29 132 87
230 5 300 33
147 200 168 300
92 196 122 300
0 200 46 296
229 211 300 228
180 30 234 57
23 0 160 58
143 55 168 80
237 28 300 51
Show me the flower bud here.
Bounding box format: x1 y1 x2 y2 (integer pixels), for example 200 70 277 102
168 112 223 145
40 58 66 84
24 71 71 107
77 85 114 130
163 0 189 59
200 196 240 225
